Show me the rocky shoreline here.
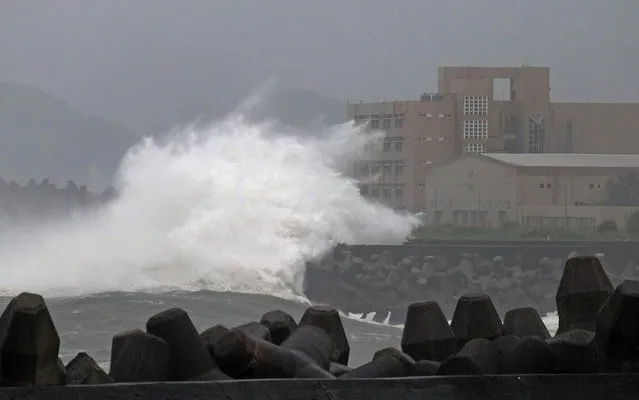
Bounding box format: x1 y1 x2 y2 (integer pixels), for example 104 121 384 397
303 246 639 324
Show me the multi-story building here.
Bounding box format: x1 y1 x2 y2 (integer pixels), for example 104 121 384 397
347 65 639 212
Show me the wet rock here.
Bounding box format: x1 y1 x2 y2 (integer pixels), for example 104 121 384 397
556 256 613 334
450 293 503 343
401 301 457 362
0 292 66 386
299 306 350 365
260 310 297 345
65 352 112 385
503 307 551 339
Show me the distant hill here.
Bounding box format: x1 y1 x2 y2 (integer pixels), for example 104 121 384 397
0 84 346 190
0 83 139 189
77 86 347 135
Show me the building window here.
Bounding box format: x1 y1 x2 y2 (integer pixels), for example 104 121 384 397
547 183 552 189
464 143 486 154
395 185 404 199
359 184 369 196
372 162 381 174
358 161 370 176
383 186 392 199
383 141 392 152
395 141 403 151
371 120 379 129
528 115 545 153
371 187 379 198
540 183 545 188
395 161 404 175
383 163 392 174
394 118 403 128
383 119 391 129
463 96 488 116
462 119 488 140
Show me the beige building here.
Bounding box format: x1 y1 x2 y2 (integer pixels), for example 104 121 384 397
423 153 639 230
347 65 639 212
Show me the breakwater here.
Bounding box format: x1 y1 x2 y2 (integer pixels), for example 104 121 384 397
2 255 639 400
304 242 639 323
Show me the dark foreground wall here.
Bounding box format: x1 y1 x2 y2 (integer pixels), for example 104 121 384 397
2 375 639 400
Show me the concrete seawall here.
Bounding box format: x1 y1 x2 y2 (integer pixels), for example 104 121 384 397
2 375 639 400
304 242 639 322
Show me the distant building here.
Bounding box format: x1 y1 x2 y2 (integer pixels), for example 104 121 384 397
347 66 639 212
423 153 639 230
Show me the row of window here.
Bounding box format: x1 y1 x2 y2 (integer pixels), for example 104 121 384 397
418 112 453 119
355 160 405 176
539 183 602 190
463 96 489 116
354 113 405 120
360 184 405 199
464 143 486 154
462 120 489 140
369 118 404 130
364 136 406 152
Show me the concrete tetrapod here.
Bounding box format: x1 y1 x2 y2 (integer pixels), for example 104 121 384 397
503 336 555 374
65 353 112 385
438 338 502 376
200 324 230 360
108 330 171 383
0 292 66 386
109 329 144 373
213 325 334 379
401 301 458 362
556 256 613 334
450 293 504 344
259 310 298 345
146 308 230 381
299 305 350 365
233 322 272 341
503 307 551 339
595 279 639 371
340 348 415 379
547 329 602 373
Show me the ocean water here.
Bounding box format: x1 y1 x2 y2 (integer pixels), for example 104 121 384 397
0 102 558 369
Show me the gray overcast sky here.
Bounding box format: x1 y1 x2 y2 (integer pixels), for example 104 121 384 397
1 0 638 129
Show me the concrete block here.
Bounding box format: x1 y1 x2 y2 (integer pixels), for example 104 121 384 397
0 292 65 386
299 305 350 365
259 310 297 345
556 256 613 334
503 307 551 339
109 330 170 383
65 352 112 385
400 301 457 362
451 293 503 342
438 338 501 375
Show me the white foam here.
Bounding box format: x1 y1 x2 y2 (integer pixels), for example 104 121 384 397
344 309 560 336
0 106 419 298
